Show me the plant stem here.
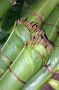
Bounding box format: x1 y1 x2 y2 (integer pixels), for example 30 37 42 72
42 6 59 43
48 70 59 90
49 78 59 90
24 0 59 25
0 40 50 90
21 37 59 90
0 0 59 76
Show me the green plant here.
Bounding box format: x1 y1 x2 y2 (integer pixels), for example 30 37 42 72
0 0 58 76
